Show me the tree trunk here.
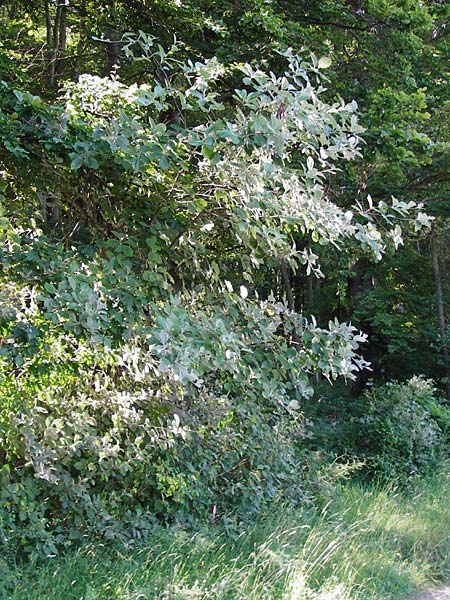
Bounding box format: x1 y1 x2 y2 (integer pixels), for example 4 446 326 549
59 4 67 56
47 1 67 87
45 0 52 48
280 259 301 348
280 259 295 312
431 227 450 401
7 1 17 19
106 38 122 72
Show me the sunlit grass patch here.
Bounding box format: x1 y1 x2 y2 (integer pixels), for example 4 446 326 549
5 463 450 600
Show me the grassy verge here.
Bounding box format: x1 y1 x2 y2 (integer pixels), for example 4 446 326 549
3 464 449 600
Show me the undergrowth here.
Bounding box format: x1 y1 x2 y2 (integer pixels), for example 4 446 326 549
3 462 449 600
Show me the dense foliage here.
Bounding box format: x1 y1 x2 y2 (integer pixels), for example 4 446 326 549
1 0 449 558
306 376 450 482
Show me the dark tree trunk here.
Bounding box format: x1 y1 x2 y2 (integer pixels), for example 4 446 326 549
59 4 67 55
47 1 67 87
45 0 52 48
106 39 122 72
7 1 17 19
280 259 301 348
431 227 450 402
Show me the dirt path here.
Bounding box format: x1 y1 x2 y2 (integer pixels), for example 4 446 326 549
413 587 450 600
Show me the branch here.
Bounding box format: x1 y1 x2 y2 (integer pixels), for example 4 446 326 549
287 14 389 34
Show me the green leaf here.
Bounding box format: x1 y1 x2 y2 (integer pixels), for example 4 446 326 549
201 145 217 162
70 153 83 169
317 56 332 69
44 282 56 294
159 155 170 170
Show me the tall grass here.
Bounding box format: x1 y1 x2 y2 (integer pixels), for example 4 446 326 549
3 464 449 600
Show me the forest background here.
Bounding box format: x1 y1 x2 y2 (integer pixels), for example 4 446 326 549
0 1 450 593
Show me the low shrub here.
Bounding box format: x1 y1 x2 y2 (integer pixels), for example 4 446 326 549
305 376 449 481
0 233 369 558
0 330 308 558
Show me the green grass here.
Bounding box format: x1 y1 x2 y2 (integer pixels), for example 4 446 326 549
3 464 450 600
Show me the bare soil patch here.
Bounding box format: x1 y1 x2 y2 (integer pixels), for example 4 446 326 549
413 587 450 600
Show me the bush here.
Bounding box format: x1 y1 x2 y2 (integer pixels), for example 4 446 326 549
0 322 309 558
305 376 449 481
0 231 371 557
0 38 436 562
